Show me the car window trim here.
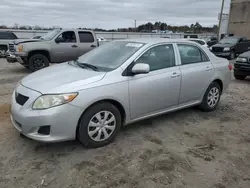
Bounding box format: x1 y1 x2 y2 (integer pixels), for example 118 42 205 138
78 31 95 43
176 43 210 66
54 30 77 43
122 42 178 76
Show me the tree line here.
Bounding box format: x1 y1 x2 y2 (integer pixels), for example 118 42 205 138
0 21 218 33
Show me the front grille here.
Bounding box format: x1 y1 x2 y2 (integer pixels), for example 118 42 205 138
15 93 29 106
8 43 15 52
212 47 224 52
234 63 250 69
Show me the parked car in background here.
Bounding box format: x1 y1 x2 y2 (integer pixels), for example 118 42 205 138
234 51 250 80
8 29 98 71
33 36 42 39
10 39 231 148
205 37 218 47
187 38 208 48
97 36 107 42
209 36 250 60
0 31 18 57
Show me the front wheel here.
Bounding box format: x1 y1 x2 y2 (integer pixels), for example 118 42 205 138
28 54 49 72
199 82 221 112
78 102 122 148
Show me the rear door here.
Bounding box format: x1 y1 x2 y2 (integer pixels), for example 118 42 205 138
176 43 214 105
50 30 79 63
128 44 181 119
76 31 98 57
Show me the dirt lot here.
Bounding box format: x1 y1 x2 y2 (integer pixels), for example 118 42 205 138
0 59 250 188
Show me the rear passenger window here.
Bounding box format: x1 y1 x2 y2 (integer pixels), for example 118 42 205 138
78 32 94 43
177 44 208 65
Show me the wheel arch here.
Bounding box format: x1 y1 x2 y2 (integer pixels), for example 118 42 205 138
212 78 223 92
75 99 127 138
28 50 51 62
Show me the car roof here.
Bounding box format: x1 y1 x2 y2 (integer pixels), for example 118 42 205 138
119 38 199 45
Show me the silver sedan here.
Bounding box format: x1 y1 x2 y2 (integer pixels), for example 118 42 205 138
10 39 231 148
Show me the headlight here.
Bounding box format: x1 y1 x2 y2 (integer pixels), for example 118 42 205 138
223 47 230 51
33 93 78 110
17 44 23 52
236 57 248 63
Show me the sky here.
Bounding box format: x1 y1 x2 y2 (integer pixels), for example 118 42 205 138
0 0 231 29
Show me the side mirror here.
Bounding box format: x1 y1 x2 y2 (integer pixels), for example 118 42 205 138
131 63 150 75
55 37 64 43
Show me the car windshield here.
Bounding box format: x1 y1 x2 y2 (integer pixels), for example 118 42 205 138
76 41 145 71
218 37 239 44
41 30 61 41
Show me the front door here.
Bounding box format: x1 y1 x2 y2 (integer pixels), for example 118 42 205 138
177 43 214 104
128 44 181 119
51 31 78 63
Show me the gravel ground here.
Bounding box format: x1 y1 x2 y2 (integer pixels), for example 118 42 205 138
1 58 250 188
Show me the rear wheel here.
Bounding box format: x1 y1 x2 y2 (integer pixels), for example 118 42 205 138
28 54 49 72
78 102 122 148
234 74 246 80
199 82 221 112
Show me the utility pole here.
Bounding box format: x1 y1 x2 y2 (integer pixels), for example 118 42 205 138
134 20 137 32
218 0 225 40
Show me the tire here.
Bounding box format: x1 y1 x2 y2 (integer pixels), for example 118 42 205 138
234 74 246 80
228 51 236 60
199 82 221 112
28 54 49 72
78 102 122 148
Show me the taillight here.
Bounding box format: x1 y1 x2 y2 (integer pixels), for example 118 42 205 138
228 64 232 70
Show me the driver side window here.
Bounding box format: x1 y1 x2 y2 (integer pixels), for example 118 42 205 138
135 44 175 71
56 31 76 43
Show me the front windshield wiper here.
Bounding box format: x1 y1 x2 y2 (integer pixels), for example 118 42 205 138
74 60 99 71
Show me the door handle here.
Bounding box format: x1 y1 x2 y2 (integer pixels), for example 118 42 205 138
171 72 180 78
206 67 212 71
71 45 78 48
91 45 97 48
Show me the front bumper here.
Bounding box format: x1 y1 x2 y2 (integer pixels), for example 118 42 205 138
234 67 250 76
6 53 17 63
211 51 230 57
13 52 28 64
10 84 83 142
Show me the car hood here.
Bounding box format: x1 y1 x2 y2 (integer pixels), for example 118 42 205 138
21 63 106 94
212 43 234 48
13 39 42 45
239 51 250 58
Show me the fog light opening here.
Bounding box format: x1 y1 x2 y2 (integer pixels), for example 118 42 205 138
37 126 51 135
